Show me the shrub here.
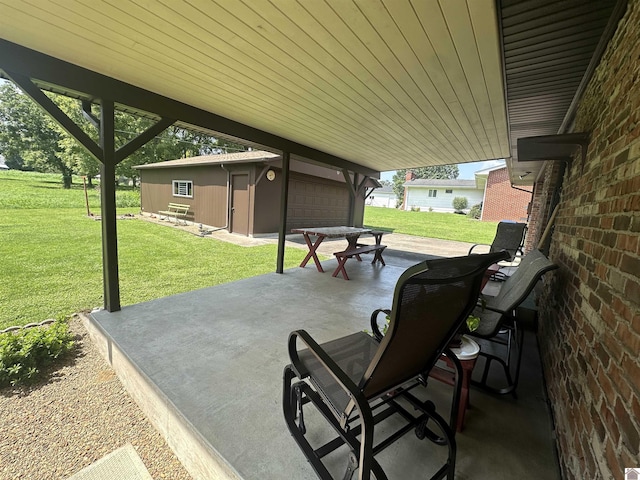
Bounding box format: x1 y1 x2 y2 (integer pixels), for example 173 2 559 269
0 317 75 388
115 189 141 208
452 197 468 212
467 203 482 219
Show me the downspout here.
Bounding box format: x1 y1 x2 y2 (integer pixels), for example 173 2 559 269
480 177 488 221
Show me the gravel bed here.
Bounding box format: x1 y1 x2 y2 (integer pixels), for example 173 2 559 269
0 316 192 480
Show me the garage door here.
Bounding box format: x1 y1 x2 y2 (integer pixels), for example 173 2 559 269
287 175 349 229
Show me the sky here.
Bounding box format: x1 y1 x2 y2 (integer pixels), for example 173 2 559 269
379 159 505 181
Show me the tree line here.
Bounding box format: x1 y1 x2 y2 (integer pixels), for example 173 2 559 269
0 81 244 188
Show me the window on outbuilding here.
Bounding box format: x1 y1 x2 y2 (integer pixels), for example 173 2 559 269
428 189 437 197
172 180 193 198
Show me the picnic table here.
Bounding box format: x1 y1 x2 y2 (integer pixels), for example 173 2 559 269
291 226 371 272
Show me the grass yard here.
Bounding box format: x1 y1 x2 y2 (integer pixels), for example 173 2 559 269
364 206 498 244
1 171 503 329
0 171 308 329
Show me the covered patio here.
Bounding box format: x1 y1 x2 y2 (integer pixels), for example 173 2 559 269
85 247 558 479
1 0 638 478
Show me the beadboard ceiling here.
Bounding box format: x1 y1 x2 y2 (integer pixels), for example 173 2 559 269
0 0 624 182
0 0 509 173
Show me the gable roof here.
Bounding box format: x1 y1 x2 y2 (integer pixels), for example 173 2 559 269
473 164 507 176
374 185 395 195
404 179 478 189
135 150 279 169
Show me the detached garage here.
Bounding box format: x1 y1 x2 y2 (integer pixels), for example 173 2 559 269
136 150 370 236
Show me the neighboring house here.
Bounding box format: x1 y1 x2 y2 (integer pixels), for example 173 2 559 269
367 185 397 208
403 176 484 213
474 165 532 222
135 150 370 236
0 155 8 170
402 165 533 221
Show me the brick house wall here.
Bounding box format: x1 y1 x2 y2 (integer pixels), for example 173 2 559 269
481 166 532 222
525 161 565 253
529 1 640 478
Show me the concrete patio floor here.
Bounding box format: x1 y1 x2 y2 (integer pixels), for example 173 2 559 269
85 241 560 480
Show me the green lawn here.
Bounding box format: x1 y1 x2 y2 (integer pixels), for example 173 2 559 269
364 206 497 244
0 171 307 329
1 171 501 329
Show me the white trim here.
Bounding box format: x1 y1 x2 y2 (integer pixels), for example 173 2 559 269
172 180 193 198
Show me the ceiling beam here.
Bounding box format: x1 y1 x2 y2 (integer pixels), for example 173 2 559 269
0 39 378 177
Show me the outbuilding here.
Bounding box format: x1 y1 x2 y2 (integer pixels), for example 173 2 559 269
135 150 371 236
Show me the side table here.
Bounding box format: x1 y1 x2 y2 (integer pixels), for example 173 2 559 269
429 335 481 432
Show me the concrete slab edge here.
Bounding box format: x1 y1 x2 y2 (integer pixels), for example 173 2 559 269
79 313 242 480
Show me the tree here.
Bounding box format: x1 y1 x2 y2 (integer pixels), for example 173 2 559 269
3 152 31 170
0 81 247 188
392 165 459 206
0 82 76 187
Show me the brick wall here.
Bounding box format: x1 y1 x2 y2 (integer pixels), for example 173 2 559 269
533 1 640 478
481 166 532 222
526 161 565 253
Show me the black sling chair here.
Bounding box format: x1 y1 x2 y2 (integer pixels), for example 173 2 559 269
469 249 558 397
283 251 509 480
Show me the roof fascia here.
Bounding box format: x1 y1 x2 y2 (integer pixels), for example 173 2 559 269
0 39 378 177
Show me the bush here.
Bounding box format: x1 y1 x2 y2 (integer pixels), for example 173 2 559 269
115 189 141 208
0 317 75 388
467 203 482 219
453 197 469 212
452 196 468 212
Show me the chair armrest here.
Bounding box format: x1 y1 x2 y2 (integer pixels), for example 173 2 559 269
287 330 364 405
370 309 391 342
468 243 487 255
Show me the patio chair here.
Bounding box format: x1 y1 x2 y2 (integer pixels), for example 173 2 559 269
283 251 509 480
468 249 558 397
468 221 527 263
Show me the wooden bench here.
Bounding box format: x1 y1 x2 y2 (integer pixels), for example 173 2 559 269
332 244 386 280
355 230 385 248
158 203 190 224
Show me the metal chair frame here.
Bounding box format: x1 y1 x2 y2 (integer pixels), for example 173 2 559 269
469 249 558 397
468 221 527 262
283 252 509 480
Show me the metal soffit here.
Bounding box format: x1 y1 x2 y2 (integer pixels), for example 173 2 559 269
501 0 625 184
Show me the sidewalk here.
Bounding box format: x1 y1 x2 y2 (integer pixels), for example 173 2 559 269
139 214 477 259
